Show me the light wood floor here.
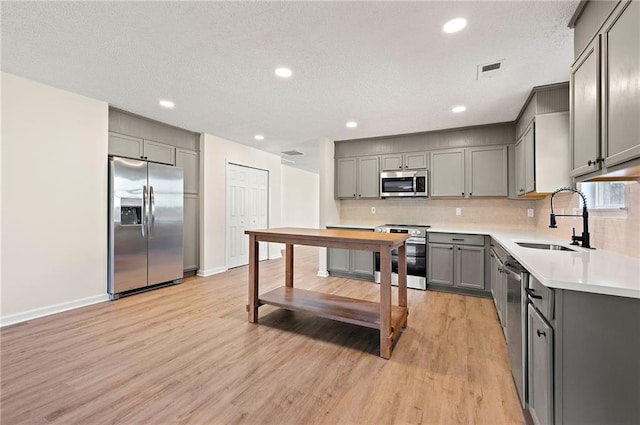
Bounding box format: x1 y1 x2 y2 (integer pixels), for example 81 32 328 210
1 246 525 425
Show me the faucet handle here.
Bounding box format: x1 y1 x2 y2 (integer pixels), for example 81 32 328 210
570 227 580 245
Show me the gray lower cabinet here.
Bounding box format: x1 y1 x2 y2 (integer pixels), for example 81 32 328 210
108 132 176 165
326 228 374 280
336 156 380 199
327 248 374 280
183 194 198 272
428 233 486 292
528 304 554 425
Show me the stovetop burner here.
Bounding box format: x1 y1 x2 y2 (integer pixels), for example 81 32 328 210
384 224 431 228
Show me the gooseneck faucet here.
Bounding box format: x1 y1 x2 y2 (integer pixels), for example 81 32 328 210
549 187 593 249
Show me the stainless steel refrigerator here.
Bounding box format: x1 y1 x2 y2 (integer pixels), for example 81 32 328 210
108 156 184 299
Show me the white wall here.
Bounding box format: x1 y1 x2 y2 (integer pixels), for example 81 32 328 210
317 138 341 276
1 73 109 324
281 165 319 228
199 133 283 276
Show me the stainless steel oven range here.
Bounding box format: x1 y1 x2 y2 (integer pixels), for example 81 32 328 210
374 224 429 290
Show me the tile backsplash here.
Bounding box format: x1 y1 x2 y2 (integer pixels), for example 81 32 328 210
340 198 538 229
339 181 639 258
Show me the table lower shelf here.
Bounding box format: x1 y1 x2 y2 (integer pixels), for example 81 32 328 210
259 287 408 331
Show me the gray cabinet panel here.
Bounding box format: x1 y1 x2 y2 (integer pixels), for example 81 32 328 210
381 154 403 171
528 304 554 425
328 248 350 273
351 250 374 276
404 152 428 170
357 156 380 198
108 132 143 159
176 149 199 194
428 243 454 286
457 245 485 289
515 136 526 195
523 124 535 193
431 149 465 197
604 0 640 168
467 146 508 197
144 139 175 165
336 158 357 199
570 38 602 177
183 194 198 272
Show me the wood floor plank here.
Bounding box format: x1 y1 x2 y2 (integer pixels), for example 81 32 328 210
0 246 525 424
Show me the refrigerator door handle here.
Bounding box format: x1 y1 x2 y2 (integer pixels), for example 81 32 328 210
142 185 148 238
149 185 156 236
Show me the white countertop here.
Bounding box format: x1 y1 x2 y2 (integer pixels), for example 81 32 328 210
326 223 379 230
427 226 640 299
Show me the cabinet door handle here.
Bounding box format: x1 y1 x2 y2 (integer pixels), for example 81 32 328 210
452 238 465 241
469 192 473 196
461 192 464 196
449 247 453 250
536 329 546 337
526 288 542 299
353 194 356 197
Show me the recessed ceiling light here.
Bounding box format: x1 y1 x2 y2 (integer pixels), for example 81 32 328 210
452 105 467 113
159 99 175 109
346 121 358 129
443 18 467 34
275 67 292 78
254 134 265 140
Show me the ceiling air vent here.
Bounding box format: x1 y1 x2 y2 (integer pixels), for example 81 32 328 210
281 150 304 156
477 59 505 80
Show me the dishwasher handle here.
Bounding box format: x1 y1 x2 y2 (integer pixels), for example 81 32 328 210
503 264 522 281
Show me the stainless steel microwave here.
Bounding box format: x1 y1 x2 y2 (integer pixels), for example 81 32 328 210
380 170 428 197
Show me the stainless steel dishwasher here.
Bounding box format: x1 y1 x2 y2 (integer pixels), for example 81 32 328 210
504 259 529 409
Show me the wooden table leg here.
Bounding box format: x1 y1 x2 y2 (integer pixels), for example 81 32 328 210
398 242 408 309
285 243 294 288
379 247 392 359
248 234 260 323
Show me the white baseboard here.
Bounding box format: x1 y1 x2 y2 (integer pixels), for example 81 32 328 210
197 266 228 277
0 294 110 327
317 270 329 277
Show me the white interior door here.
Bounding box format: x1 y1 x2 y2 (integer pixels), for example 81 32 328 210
226 163 269 268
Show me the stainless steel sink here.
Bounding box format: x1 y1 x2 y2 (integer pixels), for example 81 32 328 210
516 242 575 251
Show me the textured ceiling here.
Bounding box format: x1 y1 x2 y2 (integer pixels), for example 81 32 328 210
1 1 578 173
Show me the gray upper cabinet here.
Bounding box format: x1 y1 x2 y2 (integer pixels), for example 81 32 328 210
335 156 379 199
431 148 465 197
176 149 199 194
144 139 175 165
467 145 508 197
514 84 571 196
381 152 428 171
108 132 143 159
336 158 357 198
570 37 602 177
432 147 508 198
108 132 176 165
603 0 640 168
570 0 640 180
358 156 380 198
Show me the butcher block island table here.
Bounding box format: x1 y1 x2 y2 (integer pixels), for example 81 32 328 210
245 227 410 359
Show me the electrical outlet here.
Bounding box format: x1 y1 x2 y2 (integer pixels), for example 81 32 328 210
527 209 534 218
371 207 376 214
456 207 462 216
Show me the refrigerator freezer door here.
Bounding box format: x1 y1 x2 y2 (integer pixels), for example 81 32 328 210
147 162 184 286
109 157 148 294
